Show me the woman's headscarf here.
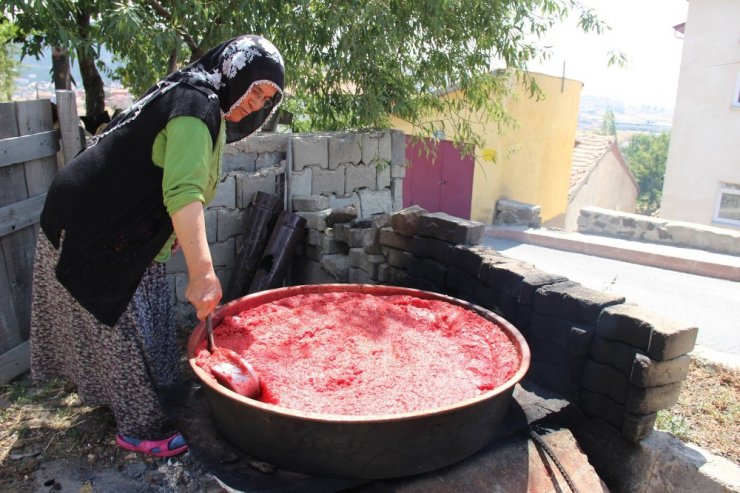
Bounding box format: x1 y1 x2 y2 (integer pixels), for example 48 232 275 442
88 34 285 146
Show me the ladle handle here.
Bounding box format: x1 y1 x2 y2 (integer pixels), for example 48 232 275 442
206 312 215 352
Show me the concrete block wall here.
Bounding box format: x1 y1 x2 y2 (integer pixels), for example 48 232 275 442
166 130 406 324
578 206 740 255
290 204 698 443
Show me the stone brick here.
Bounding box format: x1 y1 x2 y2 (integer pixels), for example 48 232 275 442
590 336 645 375
621 412 656 442
398 273 438 292
533 281 625 325
333 222 351 243
291 257 336 285
319 232 348 255
296 209 332 231
382 247 412 269
480 259 539 298
475 285 518 322
345 163 377 193
528 335 573 369
235 169 279 208
348 228 369 248
406 256 447 287
528 313 575 348
377 263 405 285
449 244 508 278
445 267 478 298
379 227 412 250
326 205 359 226
376 164 391 190
630 354 691 388
417 212 485 245
348 266 374 284
312 166 346 195
304 245 321 261
292 135 328 171
349 248 385 275
210 175 236 209
519 272 569 307
307 228 321 246
328 192 362 217
579 390 624 428
288 168 312 199
597 304 698 361
390 178 403 212
581 360 630 403
292 195 330 212
358 188 393 216
320 254 349 281
216 209 243 241
569 326 596 357
390 205 429 237
625 381 683 414
410 236 453 263
527 361 579 400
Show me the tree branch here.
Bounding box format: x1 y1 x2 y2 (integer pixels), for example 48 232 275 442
146 0 198 53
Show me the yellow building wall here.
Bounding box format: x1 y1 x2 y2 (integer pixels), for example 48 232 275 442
391 71 583 225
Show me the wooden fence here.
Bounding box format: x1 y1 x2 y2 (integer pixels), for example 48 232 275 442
0 91 83 384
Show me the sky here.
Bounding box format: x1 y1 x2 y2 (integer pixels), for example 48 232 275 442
527 0 689 109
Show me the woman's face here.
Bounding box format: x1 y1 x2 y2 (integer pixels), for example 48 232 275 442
224 82 279 122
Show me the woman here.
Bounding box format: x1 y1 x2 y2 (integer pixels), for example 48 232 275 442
31 35 284 457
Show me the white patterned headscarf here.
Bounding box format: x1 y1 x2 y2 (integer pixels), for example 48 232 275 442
90 35 285 146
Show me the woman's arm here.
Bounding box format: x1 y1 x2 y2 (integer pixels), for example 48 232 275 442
171 201 221 320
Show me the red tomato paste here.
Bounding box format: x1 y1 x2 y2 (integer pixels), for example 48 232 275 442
195 292 520 415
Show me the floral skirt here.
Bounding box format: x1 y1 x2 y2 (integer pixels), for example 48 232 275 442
30 234 182 438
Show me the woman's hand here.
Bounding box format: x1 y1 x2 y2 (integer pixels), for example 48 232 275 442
171 201 222 320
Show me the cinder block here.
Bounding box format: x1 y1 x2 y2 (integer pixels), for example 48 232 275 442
255 151 284 170
329 133 362 169
625 381 683 414
630 353 691 388
391 205 429 237
382 247 412 269
361 131 392 165
445 267 478 298
406 256 447 287
581 360 630 403
379 227 412 250
590 335 645 375
390 165 406 179
533 281 625 325
358 188 393 216
204 208 218 243
216 209 243 241
292 195 330 212
235 169 279 208
175 273 188 303
312 166 346 195
390 178 403 212
210 175 236 209
296 209 332 231
597 304 698 361
390 129 406 167
292 135 328 171
410 236 453 263
621 412 656 442
210 238 235 267
417 212 485 245
222 149 256 173
345 163 377 193
288 168 312 198
376 164 391 190
320 254 349 281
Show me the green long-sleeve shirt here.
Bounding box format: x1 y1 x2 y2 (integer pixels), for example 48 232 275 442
151 116 226 262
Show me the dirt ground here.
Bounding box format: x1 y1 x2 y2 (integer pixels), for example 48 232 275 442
1 355 738 492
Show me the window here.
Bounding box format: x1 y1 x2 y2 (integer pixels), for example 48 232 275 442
713 182 740 226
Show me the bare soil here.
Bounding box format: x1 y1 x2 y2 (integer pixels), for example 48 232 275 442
2 356 738 491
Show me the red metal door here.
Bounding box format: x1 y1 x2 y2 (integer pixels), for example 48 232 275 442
403 137 474 219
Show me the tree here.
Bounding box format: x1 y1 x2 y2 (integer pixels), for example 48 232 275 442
5 1 613 150
0 19 19 101
621 132 670 215
601 109 616 137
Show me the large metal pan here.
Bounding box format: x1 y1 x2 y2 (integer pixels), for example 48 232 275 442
187 284 530 479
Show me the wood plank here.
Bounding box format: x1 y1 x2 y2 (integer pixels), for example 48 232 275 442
1 226 36 343
0 194 46 239
0 340 30 384
15 99 57 196
0 245 22 353
0 130 61 167
0 104 26 208
56 90 84 166
0 103 19 139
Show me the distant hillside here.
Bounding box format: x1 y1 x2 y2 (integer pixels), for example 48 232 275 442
578 94 672 133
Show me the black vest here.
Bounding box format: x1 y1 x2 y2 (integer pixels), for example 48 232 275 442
40 83 222 326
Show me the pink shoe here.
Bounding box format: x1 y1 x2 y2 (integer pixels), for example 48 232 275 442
116 432 188 457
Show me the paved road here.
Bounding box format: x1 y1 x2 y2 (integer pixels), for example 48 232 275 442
482 237 740 361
